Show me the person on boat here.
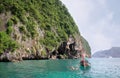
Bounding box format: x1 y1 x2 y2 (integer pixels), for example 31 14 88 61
80 53 89 67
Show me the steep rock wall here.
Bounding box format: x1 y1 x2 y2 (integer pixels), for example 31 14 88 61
0 0 91 61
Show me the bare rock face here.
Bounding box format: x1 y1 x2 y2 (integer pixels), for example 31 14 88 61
50 37 81 59
0 52 22 62
0 36 90 61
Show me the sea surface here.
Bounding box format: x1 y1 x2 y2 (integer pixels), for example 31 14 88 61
0 58 120 78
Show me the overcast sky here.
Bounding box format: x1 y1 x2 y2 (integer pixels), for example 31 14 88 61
61 0 120 54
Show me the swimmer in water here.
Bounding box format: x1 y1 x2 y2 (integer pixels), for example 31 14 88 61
69 66 79 70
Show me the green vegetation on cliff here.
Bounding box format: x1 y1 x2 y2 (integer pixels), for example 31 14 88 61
81 36 91 57
0 0 91 59
0 31 18 54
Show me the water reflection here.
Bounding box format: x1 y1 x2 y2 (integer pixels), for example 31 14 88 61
80 65 91 74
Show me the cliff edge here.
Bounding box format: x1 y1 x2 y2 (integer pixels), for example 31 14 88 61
0 0 91 61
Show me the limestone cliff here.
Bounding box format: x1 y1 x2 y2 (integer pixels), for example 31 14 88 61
0 0 91 61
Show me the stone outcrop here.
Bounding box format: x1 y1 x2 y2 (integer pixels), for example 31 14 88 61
0 37 83 61
50 37 82 59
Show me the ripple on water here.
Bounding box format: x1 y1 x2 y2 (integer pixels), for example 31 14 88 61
0 58 120 78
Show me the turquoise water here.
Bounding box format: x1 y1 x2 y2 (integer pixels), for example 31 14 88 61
0 58 120 78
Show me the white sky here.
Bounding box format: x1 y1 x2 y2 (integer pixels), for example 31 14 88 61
61 0 120 54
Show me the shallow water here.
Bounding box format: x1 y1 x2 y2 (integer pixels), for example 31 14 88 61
0 58 120 78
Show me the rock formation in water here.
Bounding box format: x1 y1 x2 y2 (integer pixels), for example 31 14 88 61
0 0 91 62
92 47 120 58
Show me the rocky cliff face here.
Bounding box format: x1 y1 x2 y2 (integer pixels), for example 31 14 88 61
0 0 91 62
